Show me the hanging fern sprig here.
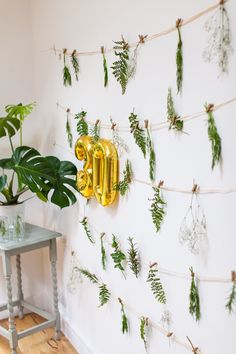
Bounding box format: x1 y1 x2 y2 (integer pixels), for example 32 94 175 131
75 110 88 136
225 271 236 314
167 88 183 132
115 159 133 196
189 267 201 321
129 111 146 157
78 268 99 284
110 234 126 277
90 119 100 142
99 283 111 307
176 18 183 94
80 216 95 244
205 103 222 169
147 263 167 304
100 233 107 270
101 46 108 87
111 36 130 95
63 48 72 87
66 108 73 148
71 49 80 81
118 298 129 334
145 120 156 182
149 184 166 233
140 316 149 353
127 237 141 278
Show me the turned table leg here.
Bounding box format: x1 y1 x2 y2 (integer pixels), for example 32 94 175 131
16 254 24 319
2 253 18 354
50 239 61 340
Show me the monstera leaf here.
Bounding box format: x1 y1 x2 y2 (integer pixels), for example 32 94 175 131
0 116 20 138
5 103 35 122
7 146 77 208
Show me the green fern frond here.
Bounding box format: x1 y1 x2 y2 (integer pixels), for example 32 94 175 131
129 112 146 157
75 111 88 136
80 217 95 244
118 298 129 334
226 283 236 314
127 237 140 278
176 19 183 94
189 267 201 321
114 160 132 196
99 283 110 307
111 36 129 94
205 103 222 169
63 49 72 86
147 264 166 304
71 50 79 81
145 125 156 182
149 187 166 233
140 316 148 353
79 268 99 284
101 47 108 87
167 88 183 131
66 111 73 148
100 233 107 270
111 234 126 275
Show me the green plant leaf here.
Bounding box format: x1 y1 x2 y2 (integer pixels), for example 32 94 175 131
78 268 99 284
5 103 35 122
147 264 166 304
111 234 126 276
176 23 183 94
127 237 140 278
100 233 107 270
101 48 108 87
0 116 20 138
114 159 132 196
226 283 236 314
150 187 166 233
80 216 95 244
75 111 88 136
99 283 110 307
167 88 183 131
129 112 146 157
111 36 129 94
71 50 79 81
0 175 7 192
205 104 222 169
189 267 201 321
140 317 148 353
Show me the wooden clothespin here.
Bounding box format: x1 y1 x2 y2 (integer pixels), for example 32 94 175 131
144 120 149 129
158 180 164 188
95 119 100 127
192 183 199 194
205 103 214 113
176 18 183 28
138 34 148 44
231 270 236 283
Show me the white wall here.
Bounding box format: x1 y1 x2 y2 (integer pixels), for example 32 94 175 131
4 0 236 353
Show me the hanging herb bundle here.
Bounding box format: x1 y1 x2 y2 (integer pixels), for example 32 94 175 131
75 110 88 136
127 237 141 278
118 298 129 334
145 120 156 182
149 186 166 233
205 103 221 169
114 160 132 196
147 263 166 304
189 267 201 321
129 111 146 158
140 316 149 353
110 234 126 276
176 18 183 94
66 108 73 148
167 88 183 131
62 49 72 87
203 1 232 74
225 271 236 314
100 233 107 271
90 120 100 142
80 217 95 244
70 49 80 81
101 46 108 87
111 36 130 95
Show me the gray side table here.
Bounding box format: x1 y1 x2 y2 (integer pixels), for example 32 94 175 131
0 223 62 354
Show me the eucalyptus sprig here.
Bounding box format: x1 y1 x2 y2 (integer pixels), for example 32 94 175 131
99 283 111 307
90 120 100 142
145 120 156 182
176 19 183 94
118 298 129 334
110 234 126 276
115 160 132 196
129 111 146 158
226 271 236 314
80 216 95 244
101 46 108 87
66 109 73 148
205 103 221 169
147 263 166 304
127 237 141 278
189 267 201 321
100 233 107 270
75 110 88 136
71 49 79 81
167 88 183 131
111 36 130 95
149 186 166 233
140 316 149 353
63 49 72 87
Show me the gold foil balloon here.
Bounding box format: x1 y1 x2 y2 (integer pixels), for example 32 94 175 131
75 136 94 198
93 139 118 206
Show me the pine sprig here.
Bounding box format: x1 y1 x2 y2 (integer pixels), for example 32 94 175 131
75 111 88 136
176 19 183 94
140 316 149 353
147 264 166 304
226 274 236 314
80 217 95 244
149 187 166 233
118 298 129 334
111 36 129 95
63 49 72 87
90 121 100 142
205 103 222 169
114 160 132 196
71 49 79 81
167 88 183 131
101 46 108 87
66 109 73 148
111 234 126 275
100 233 107 271
145 121 156 182
127 237 141 278
189 267 201 321
99 283 111 307
129 111 146 158
78 268 99 284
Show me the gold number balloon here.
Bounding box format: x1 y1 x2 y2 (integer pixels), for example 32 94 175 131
74 136 94 198
93 139 118 206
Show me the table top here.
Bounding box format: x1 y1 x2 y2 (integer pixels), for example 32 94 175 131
0 223 62 251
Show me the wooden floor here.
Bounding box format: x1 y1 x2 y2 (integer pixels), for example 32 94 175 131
0 313 78 354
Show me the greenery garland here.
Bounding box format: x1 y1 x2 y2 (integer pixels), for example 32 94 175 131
114 160 133 196
129 111 146 158
111 36 130 95
118 298 129 334
176 19 183 94
147 263 166 304
205 103 222 169
127 237 140 278
80 216 95 244
149 186 166 233
75 110 88 136
189 267 201 321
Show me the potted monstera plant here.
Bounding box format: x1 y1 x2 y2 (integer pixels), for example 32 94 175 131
0 103 77 240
